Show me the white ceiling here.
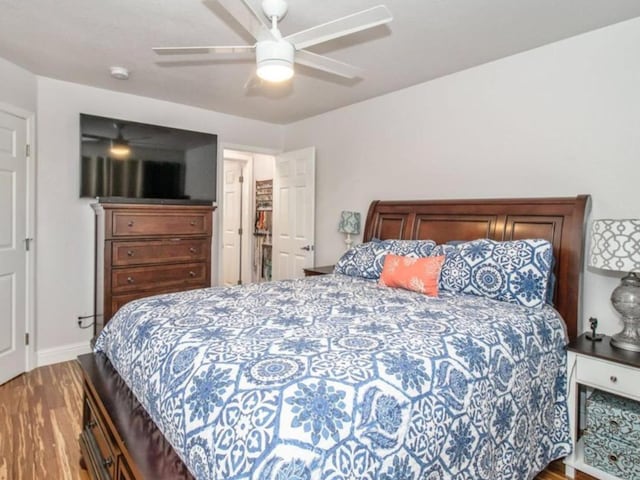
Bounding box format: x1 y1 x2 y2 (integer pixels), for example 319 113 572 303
1 0 639 124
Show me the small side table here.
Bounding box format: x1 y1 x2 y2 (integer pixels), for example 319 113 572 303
303 265 335 277
565 334 640 479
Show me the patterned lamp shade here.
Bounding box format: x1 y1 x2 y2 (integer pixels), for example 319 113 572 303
589 219 640 272
338 211 361 235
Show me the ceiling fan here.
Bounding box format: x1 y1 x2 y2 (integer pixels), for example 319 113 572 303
82 123 151 157
152 0 393 83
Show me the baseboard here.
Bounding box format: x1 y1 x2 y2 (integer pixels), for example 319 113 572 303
36 341 92 367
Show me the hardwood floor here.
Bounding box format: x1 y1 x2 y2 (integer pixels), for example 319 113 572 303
0 361 88 480
0 361 595 480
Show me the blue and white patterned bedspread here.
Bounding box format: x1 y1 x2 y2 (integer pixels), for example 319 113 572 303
95 274 571 480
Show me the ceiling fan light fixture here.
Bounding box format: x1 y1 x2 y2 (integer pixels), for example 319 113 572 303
256 40 294 83
110 139 131 157
257 59 294 82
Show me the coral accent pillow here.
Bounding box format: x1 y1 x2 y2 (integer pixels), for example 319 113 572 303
379 254 445 296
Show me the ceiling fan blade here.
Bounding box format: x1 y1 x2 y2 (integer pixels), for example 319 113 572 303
82 134 109 141
153 45 255 55
285 5 392 50
82 135 104 142
215 0 275 42
295 50 362 79
243 72 263 90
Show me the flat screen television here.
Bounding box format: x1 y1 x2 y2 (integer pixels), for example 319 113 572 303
80 114 217 203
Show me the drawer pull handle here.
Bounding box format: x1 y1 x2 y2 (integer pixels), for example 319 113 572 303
189 247 197 253
610 420 620 431
190 220 196 226
609 454 618 463
127 220 134 227
103 457 113 468
610 375 618 384
127 250 134 257
127 276 135 284
189 271 196 277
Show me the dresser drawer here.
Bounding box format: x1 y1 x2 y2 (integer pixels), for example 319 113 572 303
84 395 116 478
111 285 205 315
111 211 210 237
576 355 640 399
117 457 135 480
111 239 209 266
111 262 207 294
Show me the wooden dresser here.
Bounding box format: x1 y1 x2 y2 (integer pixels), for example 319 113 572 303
93 202 215 335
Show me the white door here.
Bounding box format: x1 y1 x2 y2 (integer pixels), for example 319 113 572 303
0 110 28 385
222 160 243 286
272 147 315 280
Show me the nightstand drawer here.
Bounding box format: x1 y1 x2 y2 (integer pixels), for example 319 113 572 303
303 265 335 276
587 390 640 447
584 431 640 479
577 355 640 399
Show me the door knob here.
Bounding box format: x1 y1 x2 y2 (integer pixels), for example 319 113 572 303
301 245 314 251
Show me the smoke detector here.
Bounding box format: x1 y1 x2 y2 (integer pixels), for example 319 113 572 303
109 66 130 80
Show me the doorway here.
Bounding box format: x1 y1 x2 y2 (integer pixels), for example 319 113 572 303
221 149 278 286
219 145 315 285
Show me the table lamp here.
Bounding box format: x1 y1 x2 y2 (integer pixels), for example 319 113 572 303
338 211 360 250
588 219 640 351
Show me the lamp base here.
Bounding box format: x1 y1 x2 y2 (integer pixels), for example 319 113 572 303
344 233 353 251
610 324 640 352
609 272 640 352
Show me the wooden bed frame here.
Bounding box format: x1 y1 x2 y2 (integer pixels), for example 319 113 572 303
78 195 590 479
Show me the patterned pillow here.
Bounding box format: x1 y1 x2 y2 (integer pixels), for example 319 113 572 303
334 239 438 279
382 239 437 257
379 254 445 296
439 238 554 308
430 243 459 257
334 241 391 279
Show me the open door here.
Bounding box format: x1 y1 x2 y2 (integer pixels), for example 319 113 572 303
272 147 315 280
222 160 244 286
0 109 28 384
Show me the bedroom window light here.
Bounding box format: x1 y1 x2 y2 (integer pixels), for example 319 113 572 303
338 210 361 250
588 219 640 352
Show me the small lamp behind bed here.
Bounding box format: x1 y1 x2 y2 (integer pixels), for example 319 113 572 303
588 219 640 352
338 210 361 250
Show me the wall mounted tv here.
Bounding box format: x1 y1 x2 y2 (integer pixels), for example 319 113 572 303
80 114 217 204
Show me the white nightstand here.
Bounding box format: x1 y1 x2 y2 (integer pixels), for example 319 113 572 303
565 334 640 479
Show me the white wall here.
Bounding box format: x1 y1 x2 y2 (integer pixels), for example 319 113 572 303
283 17 640 336
36 77 283 357
0 57 36 112
253 153 275 181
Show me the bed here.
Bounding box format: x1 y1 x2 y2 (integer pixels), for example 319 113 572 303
78 195 590 480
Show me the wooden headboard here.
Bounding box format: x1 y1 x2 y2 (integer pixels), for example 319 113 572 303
363 196 590 341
